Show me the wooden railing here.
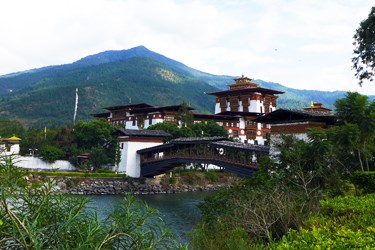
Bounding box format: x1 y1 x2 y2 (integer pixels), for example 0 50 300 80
141 152 258 169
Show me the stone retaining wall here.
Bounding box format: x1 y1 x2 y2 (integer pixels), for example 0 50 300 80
42 176 232 195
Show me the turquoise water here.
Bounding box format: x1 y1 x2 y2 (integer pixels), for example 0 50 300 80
88 191 214 243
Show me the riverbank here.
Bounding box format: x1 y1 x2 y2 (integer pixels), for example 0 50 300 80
30 171 240 195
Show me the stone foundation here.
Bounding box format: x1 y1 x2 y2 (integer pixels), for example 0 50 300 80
39 176 234 195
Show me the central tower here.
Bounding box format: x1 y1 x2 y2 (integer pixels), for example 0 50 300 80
207 75 284 143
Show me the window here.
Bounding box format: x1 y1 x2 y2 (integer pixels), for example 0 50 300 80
164 116 174 122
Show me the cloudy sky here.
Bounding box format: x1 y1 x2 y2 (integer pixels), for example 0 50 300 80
0 0 374 94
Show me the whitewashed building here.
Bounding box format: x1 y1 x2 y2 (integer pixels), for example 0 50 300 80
116 129 170 177
94 75 284 145
207 75 283 144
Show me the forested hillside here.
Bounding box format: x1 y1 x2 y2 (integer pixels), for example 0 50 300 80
0 46 370 127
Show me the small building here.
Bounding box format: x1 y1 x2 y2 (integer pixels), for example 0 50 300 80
303 101 332 113
0 135 21 155
254 106 337 154
116 129 171 177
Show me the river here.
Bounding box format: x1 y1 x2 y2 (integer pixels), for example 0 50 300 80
88 191 214 243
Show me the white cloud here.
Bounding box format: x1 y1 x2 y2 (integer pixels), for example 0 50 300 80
0 0 374 95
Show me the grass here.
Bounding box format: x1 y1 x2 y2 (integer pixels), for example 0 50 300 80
30 171 127 178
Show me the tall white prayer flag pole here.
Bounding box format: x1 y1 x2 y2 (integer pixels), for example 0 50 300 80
73 88 78 124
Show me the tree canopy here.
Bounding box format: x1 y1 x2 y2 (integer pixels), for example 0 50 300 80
148 120 228 139
352 6 375 85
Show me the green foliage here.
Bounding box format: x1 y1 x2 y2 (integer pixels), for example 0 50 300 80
73 119 119 170
270 194 375 249
0 54 218 127
32 171 126 178
333 92 375 171
0 156 184 249
0 46 362 127
192 128 364 248
179 171 205 186
148 120 228 139
191 121 228 137
351 171 375 193
18 120 119 170
191 222 257 250
175 101 194 127
147 121 177 135
0 119 25 138
96 169 115 173
352 6 375 85
204 170 219 182
39 144 65 163
73 119 115 149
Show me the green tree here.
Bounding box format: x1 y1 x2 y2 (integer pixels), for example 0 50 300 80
148 121 180 139
191 121 228 137
19 128 45 156
352 6 375 85
73 119 119 170
334 92 375 171
0 119 25 138
73 119 116 149
39 145 65 163
175 101 194 127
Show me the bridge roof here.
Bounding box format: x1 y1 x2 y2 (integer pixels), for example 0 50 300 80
171 136 228 143
211 141 269 152
137 137 269 154
137 137 228 153
116 129 171 138
193 113 239 121
216 111 263 117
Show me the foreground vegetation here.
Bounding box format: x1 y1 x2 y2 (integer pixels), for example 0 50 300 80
2 87 375 249
273 194 375 249
190 92 375 249
0 157 186 249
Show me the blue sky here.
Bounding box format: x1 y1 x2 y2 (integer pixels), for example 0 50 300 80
0 0 374 94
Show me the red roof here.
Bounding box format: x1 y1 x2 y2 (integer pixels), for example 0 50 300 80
207 87 284 96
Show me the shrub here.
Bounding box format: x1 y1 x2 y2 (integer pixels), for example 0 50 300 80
179 172 205 185
205 170 219 182
191 221 258 250
0 156 185 249
96 169 115 173
351 171 375 193
270 194 375 249
40 145 65 163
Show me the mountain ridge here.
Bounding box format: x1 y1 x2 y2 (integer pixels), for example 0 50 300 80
0 46 369 127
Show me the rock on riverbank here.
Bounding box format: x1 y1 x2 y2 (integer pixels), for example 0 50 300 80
34 175 238 195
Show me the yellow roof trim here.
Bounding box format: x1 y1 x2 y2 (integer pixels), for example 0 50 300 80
8 135 21 141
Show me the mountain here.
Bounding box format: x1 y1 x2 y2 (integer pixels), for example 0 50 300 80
254 80 359 110
0 46 367 127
